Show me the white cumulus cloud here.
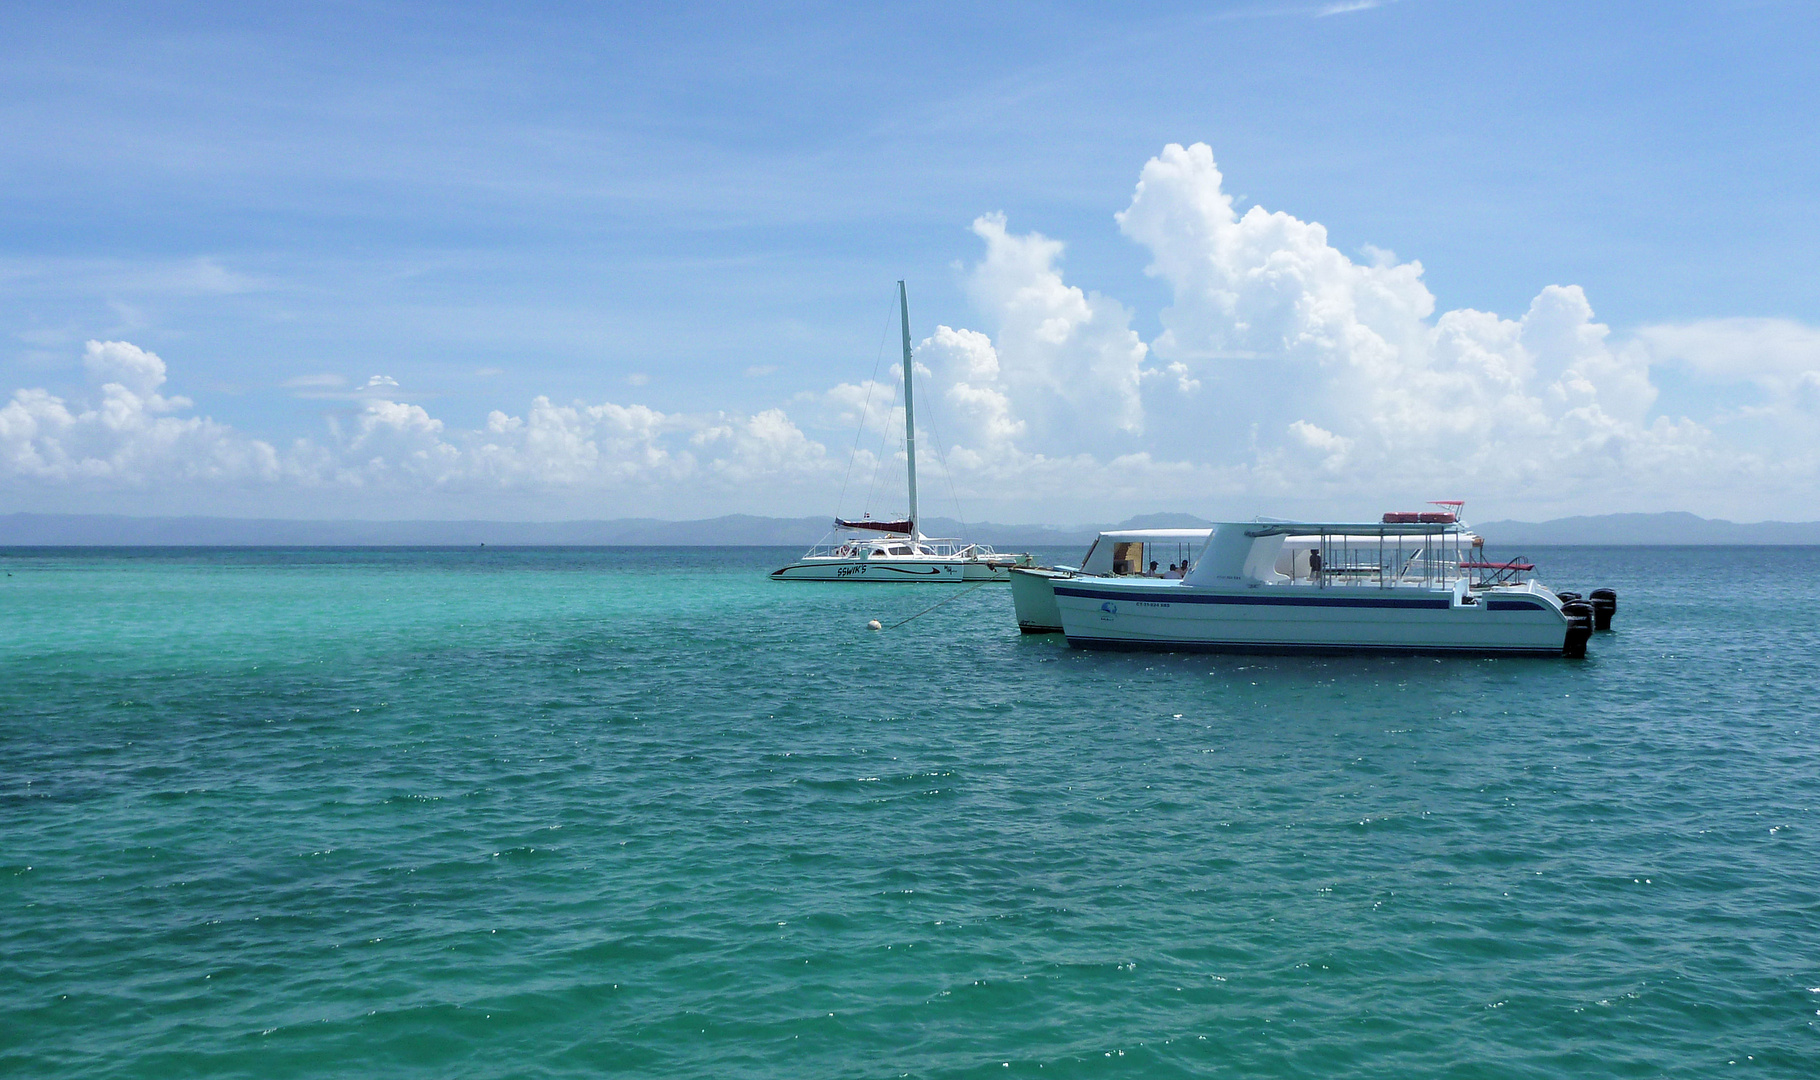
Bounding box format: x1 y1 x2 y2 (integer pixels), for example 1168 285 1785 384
1 341 278 485
7 146 1820 522
1633 318 1820 426
1103 142 1753 511
1 343 844 516
962 212 1154 443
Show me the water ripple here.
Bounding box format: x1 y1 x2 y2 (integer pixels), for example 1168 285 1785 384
3 545 1818 1077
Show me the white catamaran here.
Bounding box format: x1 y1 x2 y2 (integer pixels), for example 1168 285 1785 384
1020 507 1617 657
770 282 1034 584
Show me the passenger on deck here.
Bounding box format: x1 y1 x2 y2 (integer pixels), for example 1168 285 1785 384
1148 561 1161 577
1165 562 1186 579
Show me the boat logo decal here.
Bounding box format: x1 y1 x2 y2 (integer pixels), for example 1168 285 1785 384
1100 600 1117 622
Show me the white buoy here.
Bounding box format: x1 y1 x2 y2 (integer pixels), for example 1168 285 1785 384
867 619 882 631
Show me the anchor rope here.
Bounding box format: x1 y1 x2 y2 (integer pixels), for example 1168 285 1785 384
884 581 991 630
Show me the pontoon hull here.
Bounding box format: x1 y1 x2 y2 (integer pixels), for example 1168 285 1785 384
1009 567 1069 632
1054 581 1572 656
770 557 967 582
770 556 1021 582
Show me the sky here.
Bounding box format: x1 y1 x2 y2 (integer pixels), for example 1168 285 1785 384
3 0 1818 524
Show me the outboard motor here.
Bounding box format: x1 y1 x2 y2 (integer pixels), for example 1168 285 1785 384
1555 590 1581 603
1589 588 1618 631
1561 600 1594 658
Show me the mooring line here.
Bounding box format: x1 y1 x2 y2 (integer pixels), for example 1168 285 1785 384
884 581 991 630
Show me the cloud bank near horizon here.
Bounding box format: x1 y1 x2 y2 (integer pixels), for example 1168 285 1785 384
5 144 1817 522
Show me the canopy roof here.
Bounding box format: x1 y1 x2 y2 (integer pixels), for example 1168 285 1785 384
1240 520 1471 538
1094 528 1213 542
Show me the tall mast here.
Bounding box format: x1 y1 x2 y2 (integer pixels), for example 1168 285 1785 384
898 280 919 538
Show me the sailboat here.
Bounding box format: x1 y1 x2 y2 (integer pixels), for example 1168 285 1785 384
769 282 1034 583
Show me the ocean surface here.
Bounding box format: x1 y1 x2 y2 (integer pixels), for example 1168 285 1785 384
3 545 1818 1077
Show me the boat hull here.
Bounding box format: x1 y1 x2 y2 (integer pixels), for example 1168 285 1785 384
1054 580 1571 656
1009 567 1069 632
962 560 1024 582
770 557 969 582
771 550 1026 583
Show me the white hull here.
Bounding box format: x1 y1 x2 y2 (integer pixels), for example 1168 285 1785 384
1054 578 1572 656
769 283 1035 584
1009 567 1069 632
771 555 1018 582
1010 528 1209 633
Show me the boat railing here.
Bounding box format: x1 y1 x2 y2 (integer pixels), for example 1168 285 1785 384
923 539 992 557
800 534 1007 560
1307 525 1471 591
1461 558 1535 589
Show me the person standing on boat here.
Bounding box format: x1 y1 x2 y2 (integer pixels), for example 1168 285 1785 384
1308 547 1322 582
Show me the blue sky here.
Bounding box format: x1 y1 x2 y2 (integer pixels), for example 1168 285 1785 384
4 1 1818 522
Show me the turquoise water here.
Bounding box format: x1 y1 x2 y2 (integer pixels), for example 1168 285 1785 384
3 545 1818 1077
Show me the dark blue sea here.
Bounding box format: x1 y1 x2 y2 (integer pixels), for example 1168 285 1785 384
3 545 1817 1076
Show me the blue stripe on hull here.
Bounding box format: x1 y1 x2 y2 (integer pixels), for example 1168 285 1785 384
1064 635 1566 658
1053 587 1451 610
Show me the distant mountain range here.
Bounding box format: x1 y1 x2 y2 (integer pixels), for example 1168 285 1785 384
2 510 1815 546
1471 511 1820 545
0 512 1097 547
